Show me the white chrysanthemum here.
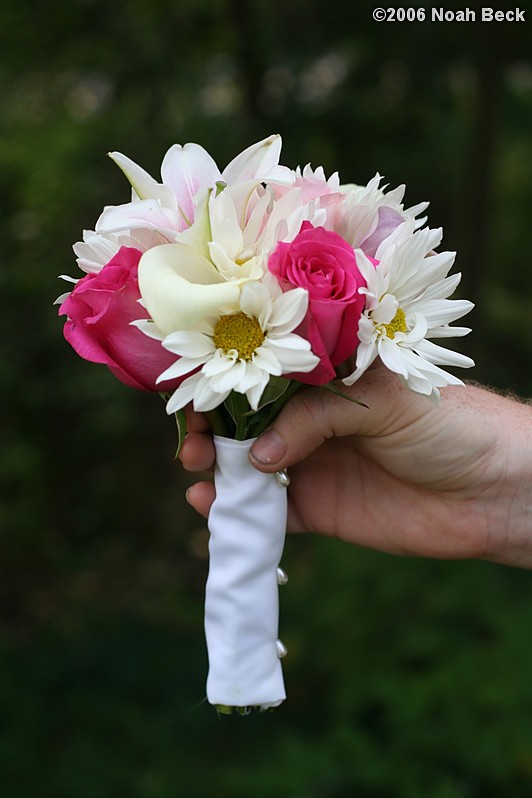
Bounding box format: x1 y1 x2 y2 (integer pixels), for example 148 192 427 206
55 228 170 305
151 276 319 414
343 221 475 400
73 228 170 274
334 173 429 255
340 172 428 224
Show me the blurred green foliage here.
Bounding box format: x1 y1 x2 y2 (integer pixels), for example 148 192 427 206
1 1 532 795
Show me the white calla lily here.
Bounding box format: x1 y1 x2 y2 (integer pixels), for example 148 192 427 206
138 243 247 335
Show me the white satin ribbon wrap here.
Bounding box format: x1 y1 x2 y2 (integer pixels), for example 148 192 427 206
205 436 287 709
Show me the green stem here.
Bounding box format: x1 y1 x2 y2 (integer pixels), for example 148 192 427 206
231 392 253 440
206 406 231 438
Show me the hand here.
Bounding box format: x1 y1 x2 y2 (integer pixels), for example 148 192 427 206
181 367 532 568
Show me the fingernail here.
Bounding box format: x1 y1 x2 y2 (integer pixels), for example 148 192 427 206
250 429 287 465
185 488 192 505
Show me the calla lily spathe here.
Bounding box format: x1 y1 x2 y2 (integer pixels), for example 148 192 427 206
138 242 247 336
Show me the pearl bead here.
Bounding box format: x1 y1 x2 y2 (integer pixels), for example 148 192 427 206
275 469 290 487
277 567 288 585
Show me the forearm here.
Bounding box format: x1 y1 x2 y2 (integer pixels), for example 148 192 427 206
480 390 532 568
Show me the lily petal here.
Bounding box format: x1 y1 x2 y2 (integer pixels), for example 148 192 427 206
138 244 244 334
161 143 221 227
108 152 176 207
96 200 185 237
222 135 293 186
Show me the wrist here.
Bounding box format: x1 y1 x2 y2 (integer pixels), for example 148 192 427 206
486 398 532 568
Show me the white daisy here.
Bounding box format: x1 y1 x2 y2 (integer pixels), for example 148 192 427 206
155 276 320 413
343 220 475 400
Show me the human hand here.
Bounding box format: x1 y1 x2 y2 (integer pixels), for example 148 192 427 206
181 367 532 567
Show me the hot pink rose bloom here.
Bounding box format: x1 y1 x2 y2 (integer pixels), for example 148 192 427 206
59 246 181 392
268 222 368 384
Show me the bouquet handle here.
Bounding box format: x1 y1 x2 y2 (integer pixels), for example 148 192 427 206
204 436 287 710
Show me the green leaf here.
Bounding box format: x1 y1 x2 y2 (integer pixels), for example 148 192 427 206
223 392 238 425
222 391 253 440
321 381 369 409
245 380 302 439
173 408 187 459
241 376 292 416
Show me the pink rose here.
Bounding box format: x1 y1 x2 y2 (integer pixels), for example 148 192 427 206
268 222 368 384
59 246 181 392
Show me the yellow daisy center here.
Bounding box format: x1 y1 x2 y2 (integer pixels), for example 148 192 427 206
383 307 407 338
213 312 265 360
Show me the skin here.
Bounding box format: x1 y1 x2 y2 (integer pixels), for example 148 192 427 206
180 366 532 569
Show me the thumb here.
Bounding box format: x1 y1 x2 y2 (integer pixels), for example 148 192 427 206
249 368 404 472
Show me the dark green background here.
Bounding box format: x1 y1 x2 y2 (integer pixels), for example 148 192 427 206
2 1 532 795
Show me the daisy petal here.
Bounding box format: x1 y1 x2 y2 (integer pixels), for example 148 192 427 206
413 339 475 369
162 331 215 358
252 346 283 375
343 341 378 385
166 373 203 414
246 373 270 409
269 288 309 332
202 353 237 377
378 337 409 379
130 319 165 341
210 359 247 393
194 377 231 412
156 356 204 382
428 326 472 338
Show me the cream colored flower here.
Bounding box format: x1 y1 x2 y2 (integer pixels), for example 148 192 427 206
155 276 319 413
138 241 247 336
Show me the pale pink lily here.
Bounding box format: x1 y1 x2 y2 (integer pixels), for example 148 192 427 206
95 135 294 239
204 181 327 281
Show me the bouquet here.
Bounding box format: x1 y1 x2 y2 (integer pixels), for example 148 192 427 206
57 135 474 713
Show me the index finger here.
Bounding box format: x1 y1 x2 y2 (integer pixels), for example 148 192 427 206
185 405 211 434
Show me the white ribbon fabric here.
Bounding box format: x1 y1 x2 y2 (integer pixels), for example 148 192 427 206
204 436 287 709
